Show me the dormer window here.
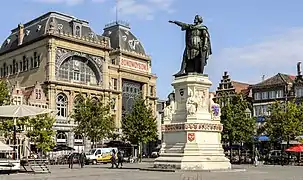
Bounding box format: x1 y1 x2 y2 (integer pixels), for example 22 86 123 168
37 25 42 32
75 26 80 37
6 39 10 45
25 30 30 36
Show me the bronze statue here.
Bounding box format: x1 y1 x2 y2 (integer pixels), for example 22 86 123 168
169 15 212 76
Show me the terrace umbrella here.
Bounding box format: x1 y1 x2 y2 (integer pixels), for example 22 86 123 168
52 145 75 152
285 145 303 153
0 105 55 159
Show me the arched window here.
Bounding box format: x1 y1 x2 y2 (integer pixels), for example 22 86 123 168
74 134 83 145
56 93 68 118
56 132 67 144
58 56 99 85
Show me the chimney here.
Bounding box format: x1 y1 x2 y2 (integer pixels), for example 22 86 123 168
224 71 228 76
18 23 24 46
262 75 265 81
297 62 302 76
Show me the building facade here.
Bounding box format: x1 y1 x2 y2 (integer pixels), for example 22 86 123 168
0 12 157 155
251 73 295 124
214 71 252 117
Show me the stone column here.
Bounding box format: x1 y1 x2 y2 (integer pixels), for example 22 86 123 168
102 55 110 89
46 39 56 81
48 85 56 110
68 132 74 148
117 94 122 129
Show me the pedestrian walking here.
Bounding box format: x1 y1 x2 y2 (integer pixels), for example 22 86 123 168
79 150 86 168
117 150 123 168
254 147 259 167
111 149 118 168
68 152 74 169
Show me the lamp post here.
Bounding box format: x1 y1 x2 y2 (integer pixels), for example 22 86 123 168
281 82 292 165
13 118 17 160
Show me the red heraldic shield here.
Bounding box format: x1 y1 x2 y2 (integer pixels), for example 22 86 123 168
187 133 195 142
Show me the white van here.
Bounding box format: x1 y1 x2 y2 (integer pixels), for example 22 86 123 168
86 147 118 165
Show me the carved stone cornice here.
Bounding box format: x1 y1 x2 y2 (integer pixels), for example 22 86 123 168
110 48 151 61
161 122 223 132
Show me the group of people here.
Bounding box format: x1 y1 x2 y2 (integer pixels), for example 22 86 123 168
67 149 124 169
111 149 124 168
68 150 86 169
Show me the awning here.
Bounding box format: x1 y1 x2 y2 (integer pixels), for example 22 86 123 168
0 141 13 152
256 116 266 123
255 135 269 141
0 105 55 118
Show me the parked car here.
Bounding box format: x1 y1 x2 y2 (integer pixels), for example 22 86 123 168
265 150 289 165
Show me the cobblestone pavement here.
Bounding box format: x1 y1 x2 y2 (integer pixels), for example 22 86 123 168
0 163 303 180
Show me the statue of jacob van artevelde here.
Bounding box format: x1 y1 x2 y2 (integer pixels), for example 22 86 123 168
169 15 212 76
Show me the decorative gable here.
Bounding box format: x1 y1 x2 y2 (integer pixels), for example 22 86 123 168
10 81 25 105
27 82 47 107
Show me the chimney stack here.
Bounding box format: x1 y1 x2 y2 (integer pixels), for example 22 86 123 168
262 75 265 81
297 62 302 76
18 23 24 46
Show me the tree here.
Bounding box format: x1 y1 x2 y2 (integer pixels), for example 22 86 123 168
26 114 56 152
0 79 13 137
0 80 10 106
72 95 115 147
121 96 158 162
264 100 303 147
220 94 255 160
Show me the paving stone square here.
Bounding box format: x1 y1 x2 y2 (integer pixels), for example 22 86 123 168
0 163 303 180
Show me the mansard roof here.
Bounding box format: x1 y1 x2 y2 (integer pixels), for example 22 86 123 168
102 21 146 56
0 11 109 54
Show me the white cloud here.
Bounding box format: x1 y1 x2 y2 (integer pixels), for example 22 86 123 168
219 28 303 67
31 0 85 5
109 0 175 20
203 27 303 89
30 0 175 19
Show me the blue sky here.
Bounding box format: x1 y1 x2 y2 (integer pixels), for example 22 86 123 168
1 0 303 99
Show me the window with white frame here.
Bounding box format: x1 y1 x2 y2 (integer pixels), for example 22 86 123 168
269 91 276 99
13 96 22 105
261 105 268 115
35 89 42 99
261 92 268 100
254 106 261 116
276 90 283 98
56 93 68 118
254 92 261 100
295 87 303 97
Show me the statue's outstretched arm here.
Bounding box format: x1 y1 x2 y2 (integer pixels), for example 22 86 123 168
168 20 189 30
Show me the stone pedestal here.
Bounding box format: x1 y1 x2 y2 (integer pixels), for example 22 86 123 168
154 74 231 170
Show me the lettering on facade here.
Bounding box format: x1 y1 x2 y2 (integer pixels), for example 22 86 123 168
120 58 148 72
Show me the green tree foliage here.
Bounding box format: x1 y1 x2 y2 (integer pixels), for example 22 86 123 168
72 95 115 146
0 80 10 106
264 100 303 144
26 114 56 152
0 79 13 137
221 94 255 144
121 96 158 161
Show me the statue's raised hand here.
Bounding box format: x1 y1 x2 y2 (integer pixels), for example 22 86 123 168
168 20 175 23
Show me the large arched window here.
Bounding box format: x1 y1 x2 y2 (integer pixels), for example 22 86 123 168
56 93 68 118
58 56 99 85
